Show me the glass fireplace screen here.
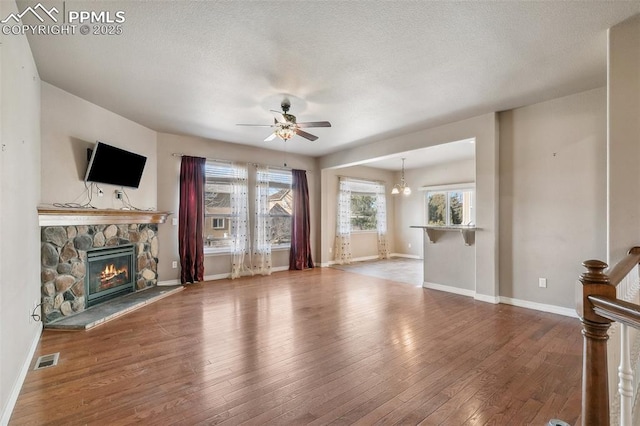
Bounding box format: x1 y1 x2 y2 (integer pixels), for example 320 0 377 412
85 244 135 307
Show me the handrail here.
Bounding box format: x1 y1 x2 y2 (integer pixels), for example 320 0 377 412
589 295 640 329
608 247 640 287
576 247 640 425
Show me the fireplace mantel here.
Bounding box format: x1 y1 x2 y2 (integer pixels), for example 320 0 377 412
38 206 172 227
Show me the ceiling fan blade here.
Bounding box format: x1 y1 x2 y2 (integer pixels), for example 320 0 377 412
296 129 319 141
264 133 277 142
296 121 332 128
270 110 287 123
236 123 275 127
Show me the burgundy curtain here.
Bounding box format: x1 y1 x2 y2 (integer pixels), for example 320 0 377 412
178 156 206 283
289 169 314 270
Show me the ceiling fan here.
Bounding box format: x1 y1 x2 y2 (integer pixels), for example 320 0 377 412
237 99 331 142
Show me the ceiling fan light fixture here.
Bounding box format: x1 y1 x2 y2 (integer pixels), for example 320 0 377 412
275 125 296 140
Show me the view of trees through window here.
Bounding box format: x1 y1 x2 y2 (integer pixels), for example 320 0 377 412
426 190 474 226
350 193 378 231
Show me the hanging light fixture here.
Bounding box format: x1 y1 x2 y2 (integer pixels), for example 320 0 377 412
391 158 411 195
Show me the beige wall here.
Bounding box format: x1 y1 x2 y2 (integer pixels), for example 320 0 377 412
320 113 499 300
156 133 318 282
608 14 640 266
0 0 42 421
499 87 607 308
319 165 396 264
394 159 476 258
394 159 476 290
41 82 157 210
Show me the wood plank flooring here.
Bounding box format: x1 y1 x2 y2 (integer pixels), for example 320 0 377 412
10 268 582 425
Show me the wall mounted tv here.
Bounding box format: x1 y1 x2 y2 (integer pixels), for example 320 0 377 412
84 141 147 189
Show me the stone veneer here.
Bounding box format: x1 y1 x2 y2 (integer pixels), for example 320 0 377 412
40 223 159 324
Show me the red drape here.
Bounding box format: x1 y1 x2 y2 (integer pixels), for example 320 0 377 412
178 156 206 283
289 169 314 270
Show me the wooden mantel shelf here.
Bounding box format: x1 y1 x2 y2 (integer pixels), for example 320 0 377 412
410 225 479 246
38 206 172 227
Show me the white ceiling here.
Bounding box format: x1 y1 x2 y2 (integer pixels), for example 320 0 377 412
19 1 640 158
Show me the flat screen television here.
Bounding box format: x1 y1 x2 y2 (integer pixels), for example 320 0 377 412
84 141 147 188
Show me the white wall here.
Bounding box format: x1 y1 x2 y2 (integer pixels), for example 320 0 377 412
156 132 318 282
608 14 640 266
319 165 396 265
499 87 607 308
41 82 157 210
0 0 42 422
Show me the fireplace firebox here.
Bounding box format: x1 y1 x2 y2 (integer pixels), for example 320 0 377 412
85 244 135 307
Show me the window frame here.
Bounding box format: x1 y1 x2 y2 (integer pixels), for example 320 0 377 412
422 183 476 227
265 168 293 250
349 191 378 233
203 161 240 255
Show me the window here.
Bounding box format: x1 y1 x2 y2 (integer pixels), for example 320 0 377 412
426 188 474 226
203 161 239 253
266 168 293 247
344 179 382 232
350 193 377 231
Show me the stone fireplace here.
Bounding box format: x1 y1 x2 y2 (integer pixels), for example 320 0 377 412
38 208 170 325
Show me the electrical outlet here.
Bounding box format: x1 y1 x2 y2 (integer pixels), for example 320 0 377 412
329 247 332 254
539 278 547 288
408 243 412 249
172 261 178 269
97 188 104 197
115 190 123 200
172 218 178 226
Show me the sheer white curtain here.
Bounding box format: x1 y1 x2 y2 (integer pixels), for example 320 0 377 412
334 178 352 264
230 163 252 279
375 183 391 259
252 165 272 275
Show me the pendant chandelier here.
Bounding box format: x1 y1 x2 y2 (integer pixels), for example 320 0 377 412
391 158 411 195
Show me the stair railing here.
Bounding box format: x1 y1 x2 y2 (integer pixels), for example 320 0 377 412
577 247 640 425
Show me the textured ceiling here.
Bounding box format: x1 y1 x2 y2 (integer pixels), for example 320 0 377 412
19 1 640 158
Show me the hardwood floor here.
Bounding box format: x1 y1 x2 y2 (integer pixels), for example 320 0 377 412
10 268 582 425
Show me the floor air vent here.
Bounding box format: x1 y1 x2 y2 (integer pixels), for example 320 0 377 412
34 353 59 370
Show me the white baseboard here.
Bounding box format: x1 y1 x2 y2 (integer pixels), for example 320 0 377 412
422 282 575 317
423 281 476 298
157 279 181 286
321 255 421 267
499 296 577 318
474 293 500 304
1 324 42 425
390 253 422 259
352 255 380 262
161 265 293 285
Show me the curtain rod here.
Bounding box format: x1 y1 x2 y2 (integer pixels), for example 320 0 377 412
171 153 312 173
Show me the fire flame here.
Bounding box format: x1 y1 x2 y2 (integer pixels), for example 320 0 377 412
100 263 128 282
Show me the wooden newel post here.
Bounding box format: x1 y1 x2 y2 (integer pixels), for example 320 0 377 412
576 259 616 426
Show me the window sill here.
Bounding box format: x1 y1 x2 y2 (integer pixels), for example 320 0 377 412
204 245 290 256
